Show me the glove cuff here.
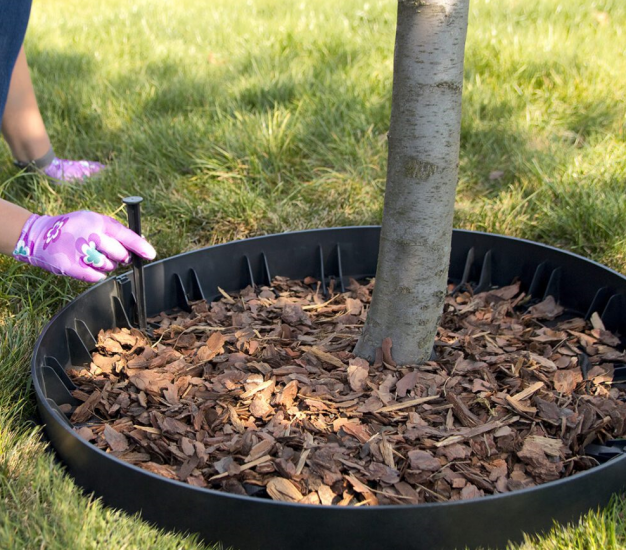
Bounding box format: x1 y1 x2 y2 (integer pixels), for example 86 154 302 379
13 147 56 171
12 213 42 263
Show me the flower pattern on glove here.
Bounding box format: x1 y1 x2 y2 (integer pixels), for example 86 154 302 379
77 234 106 268
43 217 68 250
13 238 32 258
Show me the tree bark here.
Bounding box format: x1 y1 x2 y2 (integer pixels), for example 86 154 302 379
354 0 470 365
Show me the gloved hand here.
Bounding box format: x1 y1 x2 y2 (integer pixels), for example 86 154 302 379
14 147 106 185
12 211 156 282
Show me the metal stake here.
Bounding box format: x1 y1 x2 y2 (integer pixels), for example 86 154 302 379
123 196 148 332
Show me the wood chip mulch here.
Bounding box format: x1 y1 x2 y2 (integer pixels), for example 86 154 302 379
66 276 626 506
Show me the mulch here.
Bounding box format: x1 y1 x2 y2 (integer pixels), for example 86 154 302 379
66 276 626 505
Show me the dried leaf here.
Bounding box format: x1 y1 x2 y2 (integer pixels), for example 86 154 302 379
245 439 274 462
266 477 303 502
249 395 274 418
347 357 369 392
408 450 440 472
197 332 225 362
341 422 372 444
381 337 397 367
528 296 564 320
396 371 419 397
103 424 129 452
300 346 345 369
554 369 583 394
70 390 102 423
590 312 605 331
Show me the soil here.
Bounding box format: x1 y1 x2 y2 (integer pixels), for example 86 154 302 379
66 276 626 505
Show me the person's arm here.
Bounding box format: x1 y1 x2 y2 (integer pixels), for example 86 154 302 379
1 198 156 282
0 198 32 255
1 45 50 162
1 46 105 183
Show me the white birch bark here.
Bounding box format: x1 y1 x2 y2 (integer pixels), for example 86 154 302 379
354 0 470 365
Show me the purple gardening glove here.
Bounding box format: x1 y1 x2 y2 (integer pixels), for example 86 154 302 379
12 211 156 283
14 148 107 185
43 157 106 184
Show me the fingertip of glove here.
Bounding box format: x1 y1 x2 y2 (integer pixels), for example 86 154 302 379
142 243 157 261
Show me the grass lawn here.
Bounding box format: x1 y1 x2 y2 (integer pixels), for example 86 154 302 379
2 0 626 548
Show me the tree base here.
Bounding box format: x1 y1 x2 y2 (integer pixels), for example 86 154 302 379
32 227 626 550
67 275 625 507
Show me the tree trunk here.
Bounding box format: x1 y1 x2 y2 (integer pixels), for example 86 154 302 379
354 0 470 365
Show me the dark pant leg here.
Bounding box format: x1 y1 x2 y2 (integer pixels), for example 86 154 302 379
0 0 33 118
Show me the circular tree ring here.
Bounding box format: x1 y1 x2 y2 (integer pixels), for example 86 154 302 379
32 227 626 550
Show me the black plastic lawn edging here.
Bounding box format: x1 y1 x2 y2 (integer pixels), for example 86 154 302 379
32 227 626 550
